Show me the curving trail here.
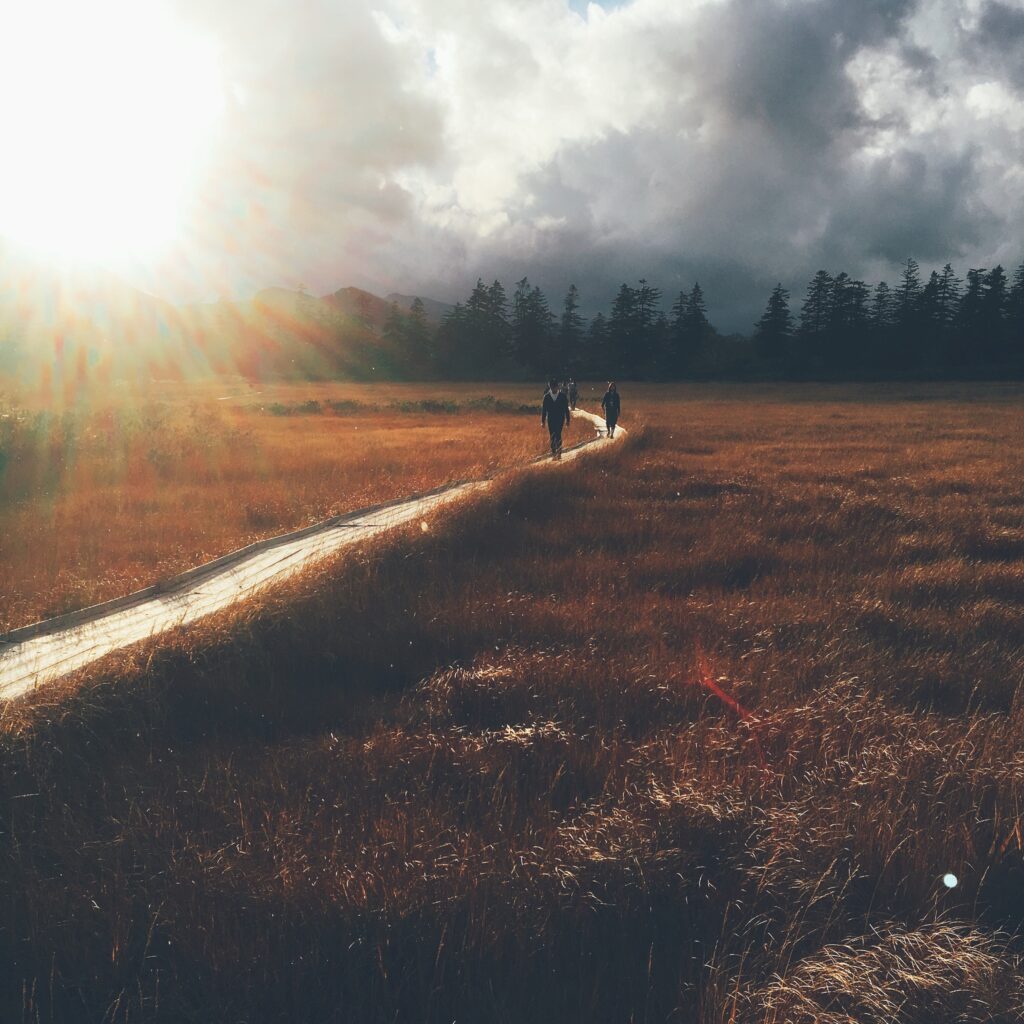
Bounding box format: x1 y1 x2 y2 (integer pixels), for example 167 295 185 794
0 408 623 700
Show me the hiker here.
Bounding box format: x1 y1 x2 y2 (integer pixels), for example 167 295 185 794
601 381 620 438
568 378 579 411
542 379 571 459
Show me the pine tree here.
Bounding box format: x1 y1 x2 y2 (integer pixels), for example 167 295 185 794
982 265 1009 361
668 289 690 376
464 279 494 375
956 268 987 366
405 297 434 375
1008 262 1024 361
683 282 709 336
753 283 793 362
798 271 834 338
920 271 941 326
665 283 711 376
531 285 557 373
608 283 639 376
896 258 921 327
511 277 533 368
558 284 586 374
635 278 662 370
936 264 962 327
827 275 870 369
870 281 895 331
585 312 610 378
485 279 512 362
848 280 871 335
892 257 924 366
445 278 506 375
914 271 945 370
510 277 554 375
436 302 468 376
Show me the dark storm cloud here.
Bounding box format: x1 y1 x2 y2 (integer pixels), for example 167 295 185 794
977 1 1024 44
970 1 1024 88
443 0 934 330
822 146 996 268
149 0 1024 333
680 0 916 147
438 0 1019 332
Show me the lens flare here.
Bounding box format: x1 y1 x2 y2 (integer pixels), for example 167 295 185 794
0 0 223 263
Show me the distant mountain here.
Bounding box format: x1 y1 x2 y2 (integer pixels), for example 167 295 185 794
321 286 454 328
321 287 393 331
0 248 453 389
385 293 454 325
181 288 383 380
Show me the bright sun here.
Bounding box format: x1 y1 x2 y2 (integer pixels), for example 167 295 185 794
0 0 223 263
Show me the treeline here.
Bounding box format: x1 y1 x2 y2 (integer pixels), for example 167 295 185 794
756 259 1024 376
379 278 724 380
381 258 1024 380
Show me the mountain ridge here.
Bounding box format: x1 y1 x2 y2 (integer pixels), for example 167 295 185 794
0 242 452 384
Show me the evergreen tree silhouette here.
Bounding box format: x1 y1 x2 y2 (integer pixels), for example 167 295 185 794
870 281 895 330
797 270 834 370
1008 262 1024 363
799 271 834 337
981 265 1009 361
608 283 639 376
635 278 662 372
957 268 987 366
511 277 554 375
668 289 690 376
936 264 962 328
404 298 435 375
829 274 870 369
867 282 896 369
585 312 610 378
558 284 586 375
753 283 793 362
895 257 923 366
668 282 712 375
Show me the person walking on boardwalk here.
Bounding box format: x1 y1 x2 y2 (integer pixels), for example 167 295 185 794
542 379 571 459
568 378 579 411
601 381 620 438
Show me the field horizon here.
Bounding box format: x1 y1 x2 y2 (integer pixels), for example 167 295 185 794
7 0 1024 1014
3 381 1024 1021
0 380 601 633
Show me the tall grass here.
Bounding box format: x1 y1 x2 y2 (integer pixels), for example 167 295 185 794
3 384 1024 1021
0 383 587 631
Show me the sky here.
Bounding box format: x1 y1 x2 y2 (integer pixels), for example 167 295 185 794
6 0 1024 332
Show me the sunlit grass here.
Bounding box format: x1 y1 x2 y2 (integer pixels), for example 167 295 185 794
4 383 1024 1022
0 381 591 631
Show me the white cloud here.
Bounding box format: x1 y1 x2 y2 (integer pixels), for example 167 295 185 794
110 0 1024 328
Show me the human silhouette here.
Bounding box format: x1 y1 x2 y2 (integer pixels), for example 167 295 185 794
601 381 620 438
542 379 571 459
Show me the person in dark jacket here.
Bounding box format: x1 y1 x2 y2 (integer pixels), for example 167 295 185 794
542 380 571 459
601 381 620 438
568 379 579 410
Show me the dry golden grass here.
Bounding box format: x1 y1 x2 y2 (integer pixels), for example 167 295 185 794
3 382 1024 1023
0 381 592 631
